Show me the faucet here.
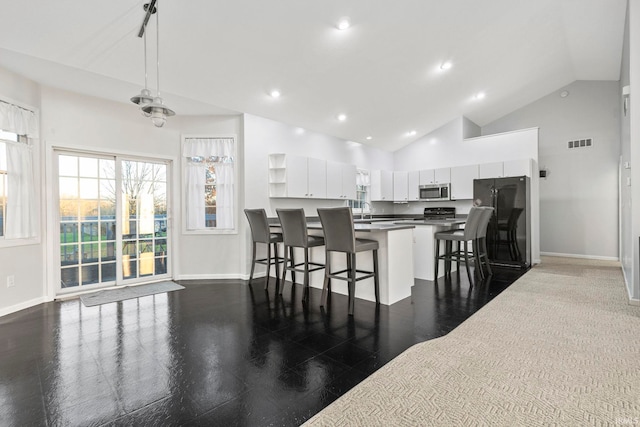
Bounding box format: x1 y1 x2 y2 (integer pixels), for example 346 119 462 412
360 202 372 220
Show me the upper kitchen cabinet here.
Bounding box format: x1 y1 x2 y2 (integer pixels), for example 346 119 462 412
419 168 451 185
504 158 533 177
408 171 420 201
479 162 504 179
450 164 478 200
478 159 533 179
268 154 327 198
327 161 357 200
393 171 409 202
371 170 393 201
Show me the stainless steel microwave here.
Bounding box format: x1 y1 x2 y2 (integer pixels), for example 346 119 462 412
419 183 450 201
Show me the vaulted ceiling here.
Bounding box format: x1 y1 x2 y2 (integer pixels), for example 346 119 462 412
0 0 627 151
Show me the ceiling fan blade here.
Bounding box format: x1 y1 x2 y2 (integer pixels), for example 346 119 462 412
137 0 157 38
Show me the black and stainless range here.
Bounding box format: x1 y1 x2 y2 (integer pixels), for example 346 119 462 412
423 207 456 220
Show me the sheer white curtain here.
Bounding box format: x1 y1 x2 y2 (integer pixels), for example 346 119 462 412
0 101 39 239
184 162 206 230
182 137 235 230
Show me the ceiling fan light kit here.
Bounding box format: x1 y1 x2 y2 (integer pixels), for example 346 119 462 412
131 0 175 128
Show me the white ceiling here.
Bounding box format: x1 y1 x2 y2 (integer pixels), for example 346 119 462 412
0 0 627 151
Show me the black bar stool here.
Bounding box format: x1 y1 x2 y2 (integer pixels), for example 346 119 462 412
276 209 325 299
244 209 283 290
317 207 379 316
434 206 483 283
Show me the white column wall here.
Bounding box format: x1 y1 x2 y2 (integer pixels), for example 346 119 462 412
629 0 640 300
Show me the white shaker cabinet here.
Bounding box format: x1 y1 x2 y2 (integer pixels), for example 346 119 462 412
478 159 532 179
479 162 504 178
450 165 478 200
371 170 393 201
408 171 420 201
393 171 409 202
268 154 326 198
419 168 451 185
327 161 357 200
504 158 532 177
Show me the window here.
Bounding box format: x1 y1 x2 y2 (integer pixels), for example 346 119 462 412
183 137 236 232
349 169 371 212
0 100 39 242
0 130 21 238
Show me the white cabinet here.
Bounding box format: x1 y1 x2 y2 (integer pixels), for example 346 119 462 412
478 159 533 179
371 170 393 201
479 162 504 178
268 154 326 198
408 171 420 201
450 165 478 200
504 158 532 177
327 161 357 200
419 168 451 185
393 171 409 202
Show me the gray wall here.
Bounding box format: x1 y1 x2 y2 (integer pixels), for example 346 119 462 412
482 80 621 260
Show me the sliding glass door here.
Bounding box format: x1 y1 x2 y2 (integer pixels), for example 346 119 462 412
56 152 170 293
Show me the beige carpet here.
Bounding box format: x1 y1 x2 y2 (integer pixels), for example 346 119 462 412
304 257 640 426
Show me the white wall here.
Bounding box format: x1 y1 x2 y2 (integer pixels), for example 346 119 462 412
482 80 621 261
243 113 393 216
0 67 45 315
242 113 394 274
620 1 632 296
628 0 640 301
40 86 244 290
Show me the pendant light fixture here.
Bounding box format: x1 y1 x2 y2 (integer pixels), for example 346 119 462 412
130 27 153 116
134 0 175 127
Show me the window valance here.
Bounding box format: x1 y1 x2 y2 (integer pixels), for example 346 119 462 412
0 101 38 138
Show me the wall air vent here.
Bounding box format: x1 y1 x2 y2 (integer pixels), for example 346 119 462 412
568 138 593 149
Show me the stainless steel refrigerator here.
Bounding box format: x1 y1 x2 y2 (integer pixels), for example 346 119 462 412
473 176 530 268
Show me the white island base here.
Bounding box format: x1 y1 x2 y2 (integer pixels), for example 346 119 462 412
313 228 415 306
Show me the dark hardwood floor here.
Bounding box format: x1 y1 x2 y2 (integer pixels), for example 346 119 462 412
0 267 525 427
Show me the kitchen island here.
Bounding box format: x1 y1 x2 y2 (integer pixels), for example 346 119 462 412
272 222 416 305
269 216 465 306
393 219 465 281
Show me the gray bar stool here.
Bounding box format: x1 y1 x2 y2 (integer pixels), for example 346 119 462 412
276 209 326 298
317 207 379 316
244 209 283 290
475 207 495 279
434 206 483 283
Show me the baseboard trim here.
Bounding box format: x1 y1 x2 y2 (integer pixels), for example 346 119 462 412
176 272 267 281
540 252 619 262
629 298 640 306
0 297 47 318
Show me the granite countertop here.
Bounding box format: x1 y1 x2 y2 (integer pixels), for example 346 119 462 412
393 219 466 226
307 221 416 232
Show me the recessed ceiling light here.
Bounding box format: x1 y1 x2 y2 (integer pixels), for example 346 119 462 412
560 90 569 98
440 61 452 70
270 90 281 98
337 114 347 121
365 136 373 140
337 17 351 30
474 92 486 100
406 130 417 137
